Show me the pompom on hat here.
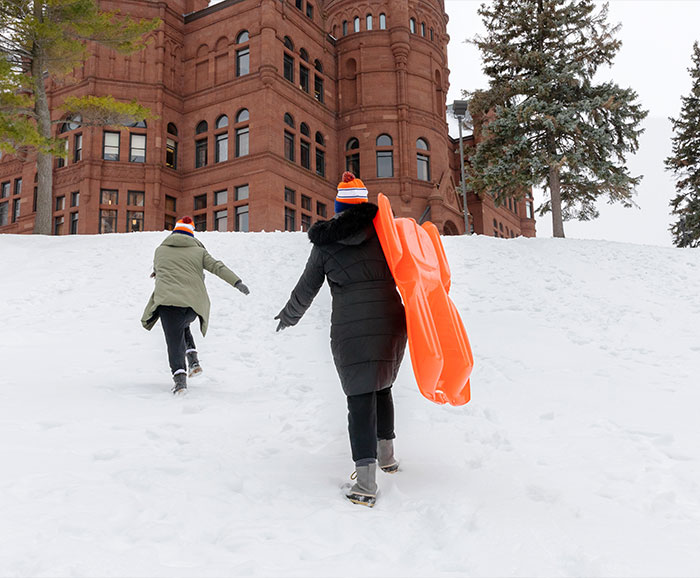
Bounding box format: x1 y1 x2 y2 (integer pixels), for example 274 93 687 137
335 171 368 213
173 215 195 237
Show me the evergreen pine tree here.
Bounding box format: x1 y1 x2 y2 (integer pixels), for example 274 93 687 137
0 1 159 234
665 42 700 248
467 0 648 237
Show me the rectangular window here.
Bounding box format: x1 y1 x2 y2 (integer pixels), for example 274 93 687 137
300 65 309 93
103 131 120 161
1 182 9 198
342 20 348 36
165 195 177 213
316 201 327 218
235 204 249 232
74 134 83 162
417 153 430 181
235 127 249 157
56 139 68 168
127 190 145 206
100 209 117 234
214 209 228 232
295 0 302 8
526 201 533 219
14 178 22 197
33 187 37 212
127 210 144 232
346 153 360 177
214 189 228 206
166 138 178 169
69 211 78 234
195 138 208 168
71 191 79 207
55 196 65 212
235 184 249 201
129 134 146 163
100 189 118 206
284 132 295 162
0 202 8 227
284 187 296 204
194 194 207 211
301 194 311 211
284 53 294 83
54 215 64 235
236 48 250 77
194 213 207 231
12 198 20 223
301 213 311 231
284 206 296 231
306 3 313 18
316 148 325 177
314 76 324 103
165 215 176 231
300 140 310 169
377 151 394 178
215 133 228 163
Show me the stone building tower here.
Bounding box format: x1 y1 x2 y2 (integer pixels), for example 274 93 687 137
324 0 465 232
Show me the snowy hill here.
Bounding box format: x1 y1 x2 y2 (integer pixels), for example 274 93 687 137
1 231 699 577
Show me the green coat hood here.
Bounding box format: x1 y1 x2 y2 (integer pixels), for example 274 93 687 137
141 233 241 336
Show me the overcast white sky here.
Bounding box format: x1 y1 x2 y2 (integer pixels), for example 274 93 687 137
444 0 700 245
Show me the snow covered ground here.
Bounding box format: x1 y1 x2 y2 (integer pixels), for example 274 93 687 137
1 230 699 577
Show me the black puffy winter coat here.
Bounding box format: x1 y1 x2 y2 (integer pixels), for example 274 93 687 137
277 202 407 396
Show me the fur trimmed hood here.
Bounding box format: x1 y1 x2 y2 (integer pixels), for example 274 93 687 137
308 202 379 246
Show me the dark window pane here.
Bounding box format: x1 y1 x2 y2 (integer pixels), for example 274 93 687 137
346 153 360 177
194 214 207 231
300 65 309 92
54 215 64 235
316 202 327 218
377 151 393 178
0 202 7 227
316 148 325 177
314 76 324 102
99 209 117 234
284 132 295 161
70 211 78 234
196 121 208 134
301 213 311 231
71 191 80 207
284 206 296 231
301 194 311 211
165 195 177 213
300 140 310 169
127 211 144 232
284 187 295 204
166 138 178 169
194 194 207 211
128 191 145 206
284 54 294 82
195 139 208 168
100 190 118 205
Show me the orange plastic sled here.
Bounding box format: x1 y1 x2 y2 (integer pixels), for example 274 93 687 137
373 193 473 406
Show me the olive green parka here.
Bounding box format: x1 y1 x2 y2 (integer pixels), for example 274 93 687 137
141 232 241 336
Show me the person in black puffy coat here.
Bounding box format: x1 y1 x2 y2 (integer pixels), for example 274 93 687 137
275 172 407 507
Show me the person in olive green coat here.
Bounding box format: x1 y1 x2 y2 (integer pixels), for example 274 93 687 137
141 216 249 394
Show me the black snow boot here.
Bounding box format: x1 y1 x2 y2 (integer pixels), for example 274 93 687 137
171 371 187 395
346 462 378 508
186 349 202 378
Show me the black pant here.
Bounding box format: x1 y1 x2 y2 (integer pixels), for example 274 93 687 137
158 306 198 375
347 387 395 465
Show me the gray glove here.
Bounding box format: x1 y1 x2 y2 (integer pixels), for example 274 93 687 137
235 280 250 295
274 314 291 332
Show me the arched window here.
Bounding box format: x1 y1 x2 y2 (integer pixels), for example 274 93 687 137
236 108 249 123
284 113 295 128
58 114 82 167
315 131 325 178
346 137 360 177
376 134 393 178
235 109 249 158
283 38 294 83
300 48 309 62
416 138 430 181
215 116 229 163
430 28 434 41
216 115 229 129
236 31 250 77
314 60 324 103
354 16 360 32
409 18 416 34
379 13 387 29
128 120 147 128
195 121 208 168
366 14 373 30
166 123 178 169
300 123 311 170
342 20 348 36
421 22 426 36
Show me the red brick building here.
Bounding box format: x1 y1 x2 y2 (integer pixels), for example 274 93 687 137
0 0 536 238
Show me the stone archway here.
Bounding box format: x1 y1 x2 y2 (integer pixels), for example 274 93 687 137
443 220 459 236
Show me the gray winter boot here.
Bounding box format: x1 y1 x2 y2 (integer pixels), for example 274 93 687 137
186 349 202 378
171 371 187 395
377 439 399 473
346 462 378 507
